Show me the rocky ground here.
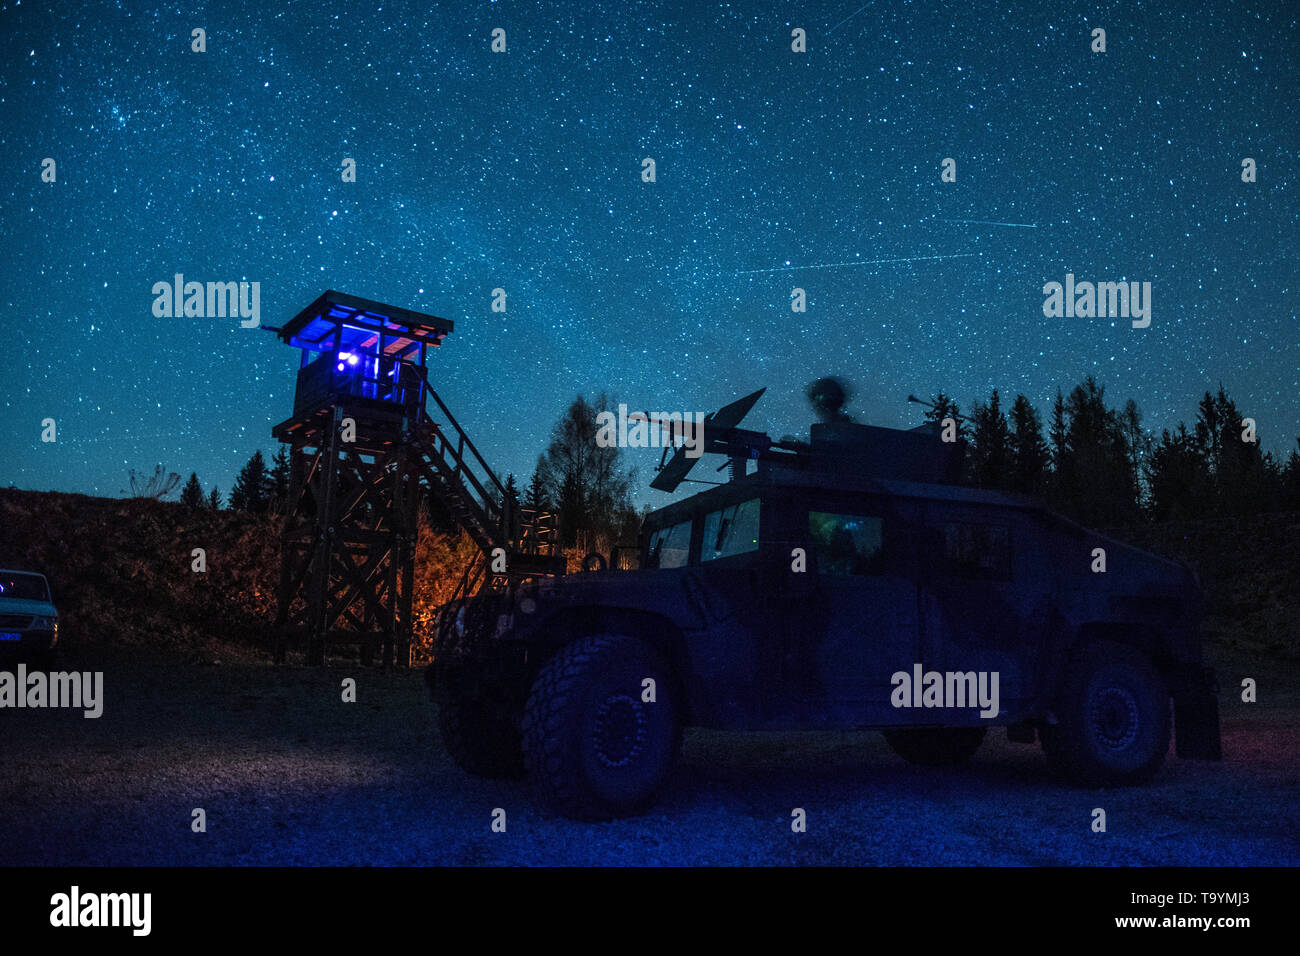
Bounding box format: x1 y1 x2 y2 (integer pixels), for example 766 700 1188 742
1 643 1295 866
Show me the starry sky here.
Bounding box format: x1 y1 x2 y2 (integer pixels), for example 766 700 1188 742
3 0 1297 507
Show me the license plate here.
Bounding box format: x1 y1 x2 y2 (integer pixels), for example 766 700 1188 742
0 632 21 641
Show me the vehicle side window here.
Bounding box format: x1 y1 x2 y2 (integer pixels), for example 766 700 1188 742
809 512 884 576
701 499 761 561
647 520 692 569
942 522 1012 580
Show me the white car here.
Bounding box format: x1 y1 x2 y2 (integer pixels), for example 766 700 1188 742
0 569 59 669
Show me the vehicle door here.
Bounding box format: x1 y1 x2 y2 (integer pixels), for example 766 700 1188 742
782 504 919 725
917 508 1047 720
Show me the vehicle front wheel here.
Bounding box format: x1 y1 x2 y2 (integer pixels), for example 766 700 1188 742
522 634 680 820
883 727 987 766
1040 640 1170 786
437 682 526 780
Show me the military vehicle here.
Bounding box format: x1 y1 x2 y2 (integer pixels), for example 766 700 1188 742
427 387 1221 820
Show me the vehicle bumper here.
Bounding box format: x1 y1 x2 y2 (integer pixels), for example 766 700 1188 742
0 628 57 662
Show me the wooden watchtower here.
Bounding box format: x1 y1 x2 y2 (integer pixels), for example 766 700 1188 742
271 291 562 666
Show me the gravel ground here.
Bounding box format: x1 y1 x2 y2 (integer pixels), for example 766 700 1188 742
1 645 1297 866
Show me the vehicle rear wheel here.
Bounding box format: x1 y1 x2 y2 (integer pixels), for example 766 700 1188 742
437 683 526 780
522 634 680 820
1041 640 1170 786
883 727 987 766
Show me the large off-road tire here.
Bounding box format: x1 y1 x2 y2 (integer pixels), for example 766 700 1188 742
1041 640 1170 786
437 684 526 780
883 727 987 766
522 634 680 820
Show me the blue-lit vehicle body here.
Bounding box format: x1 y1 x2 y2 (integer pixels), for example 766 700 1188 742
430 400 1222 820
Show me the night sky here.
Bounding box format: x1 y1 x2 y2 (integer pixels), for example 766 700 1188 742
3 0 1297 506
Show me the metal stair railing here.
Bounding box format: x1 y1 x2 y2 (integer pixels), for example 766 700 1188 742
408 366 510 552
404 364 565 612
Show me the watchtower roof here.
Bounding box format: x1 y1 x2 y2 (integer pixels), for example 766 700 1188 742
277 290 454 357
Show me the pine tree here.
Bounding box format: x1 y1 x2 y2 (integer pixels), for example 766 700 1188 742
180 472 204 508
1120 399 1149 508
1282 442 1300 511
269 446 291 511
502 472 520 505
969 389 1011 489
229 450 273 513
1259 451 1284 513
1009 394 1049 495
1146 424 1210 521
207 486 223 510
1194 390 1223 477
923 392 965 439
1059 377 1136 525
1048 388 1068 471
524 465 549 512
1204 386 1266 514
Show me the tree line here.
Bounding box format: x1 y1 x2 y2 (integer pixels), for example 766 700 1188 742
929 376 1300 526
164 378 1300 537
169 398 641 553
145 447 290 514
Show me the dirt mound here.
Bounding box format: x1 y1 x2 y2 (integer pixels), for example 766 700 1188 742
0 488 482 658
0 489 280 651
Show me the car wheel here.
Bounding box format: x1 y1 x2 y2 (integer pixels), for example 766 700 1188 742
883 727 987 766
522 634 680 820
437 682 526 780
1041 639 1170 786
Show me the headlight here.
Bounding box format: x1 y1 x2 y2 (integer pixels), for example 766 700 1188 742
32 616 56 630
